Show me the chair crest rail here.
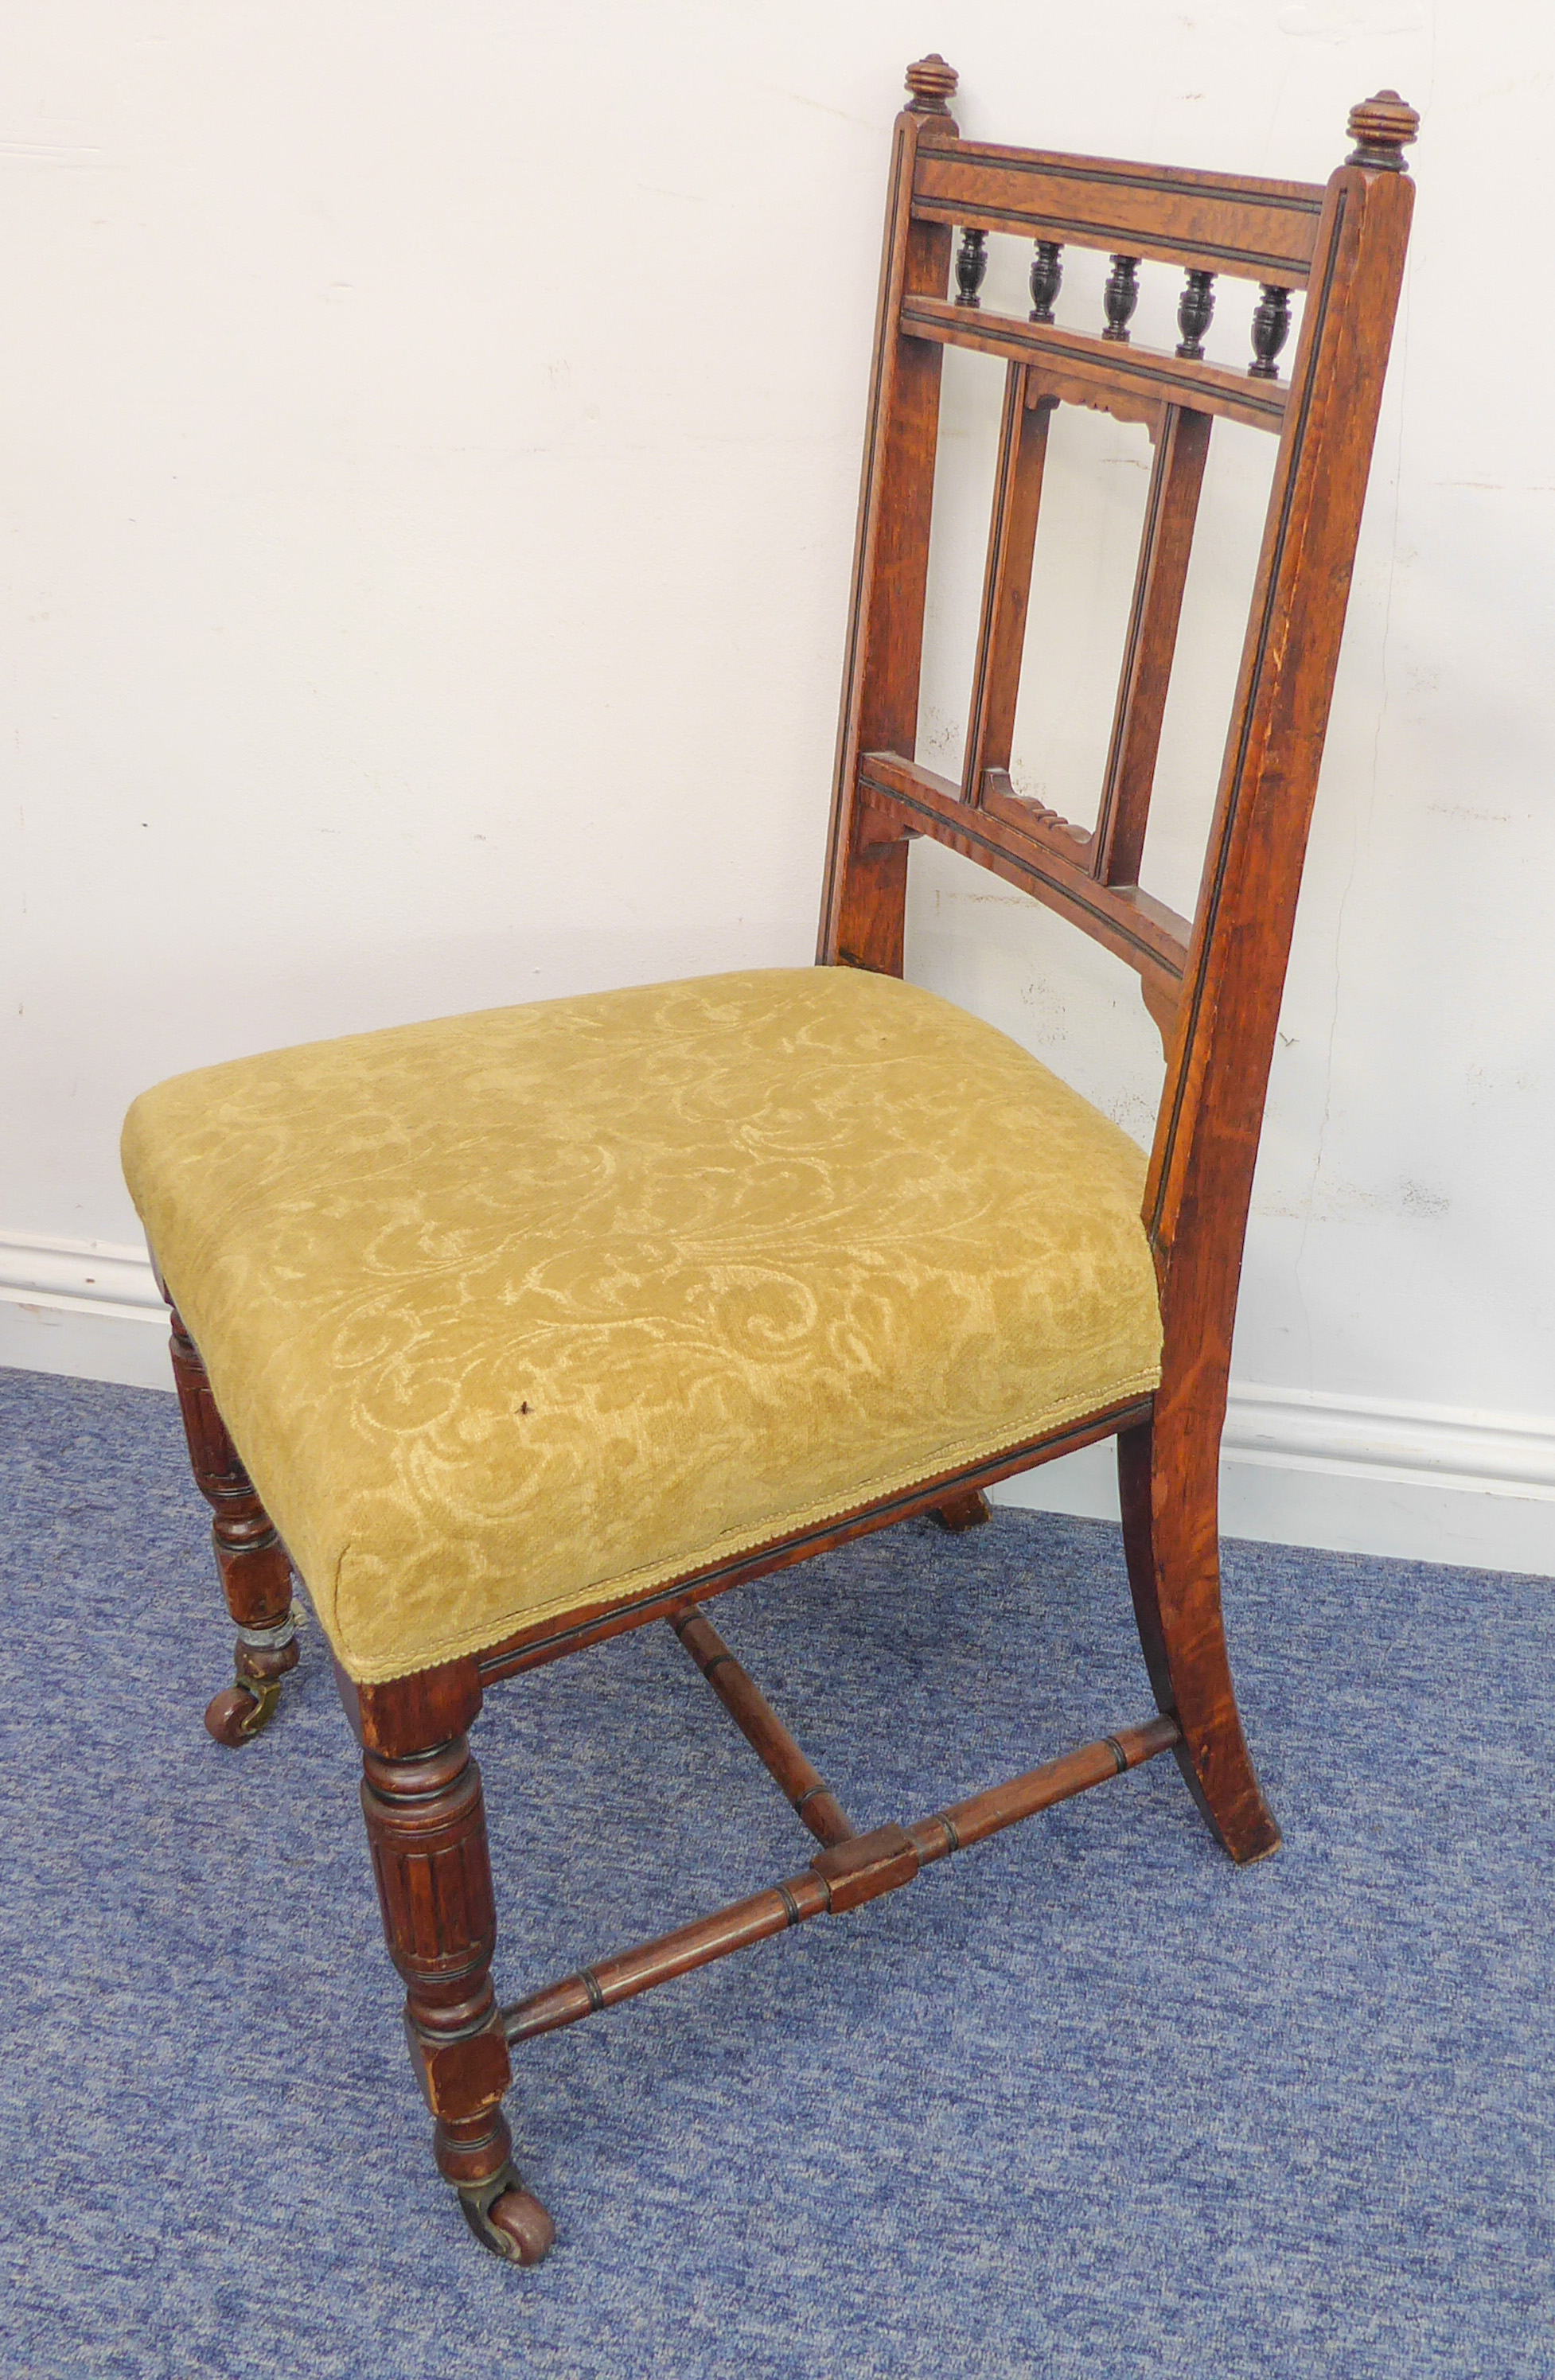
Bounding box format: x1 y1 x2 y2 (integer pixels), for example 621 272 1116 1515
913 141 1325 282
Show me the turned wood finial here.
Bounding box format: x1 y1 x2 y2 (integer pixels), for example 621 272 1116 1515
1346 90 1420 170
905 54 958 115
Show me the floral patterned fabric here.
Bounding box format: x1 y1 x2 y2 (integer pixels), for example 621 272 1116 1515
122 968 1162 1682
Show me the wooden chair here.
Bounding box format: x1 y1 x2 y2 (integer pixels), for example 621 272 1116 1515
123 57 1417 2266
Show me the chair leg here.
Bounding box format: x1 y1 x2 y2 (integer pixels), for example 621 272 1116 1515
359 1730 555 2265
1117 1412 1280 1866
166 1306 299 1746
932 1488 992 1533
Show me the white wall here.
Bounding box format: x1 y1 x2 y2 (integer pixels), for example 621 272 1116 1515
2 2 1550 1573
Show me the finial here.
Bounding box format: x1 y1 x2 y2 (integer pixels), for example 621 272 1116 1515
905 54 958 116
1346 91 1420 171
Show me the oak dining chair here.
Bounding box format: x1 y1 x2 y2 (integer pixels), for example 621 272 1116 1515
123 57 1417 2264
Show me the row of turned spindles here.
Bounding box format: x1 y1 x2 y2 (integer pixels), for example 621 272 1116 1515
952 229 1292 380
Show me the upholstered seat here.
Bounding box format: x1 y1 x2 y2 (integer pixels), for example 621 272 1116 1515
123 965 1160 1682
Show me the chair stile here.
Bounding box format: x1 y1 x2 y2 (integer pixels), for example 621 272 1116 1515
154 57 1418 2265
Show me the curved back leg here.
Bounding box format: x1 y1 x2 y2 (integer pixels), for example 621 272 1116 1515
1117 1414 1280 1866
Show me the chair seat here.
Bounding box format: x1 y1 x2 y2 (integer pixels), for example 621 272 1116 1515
122 968 1161 1682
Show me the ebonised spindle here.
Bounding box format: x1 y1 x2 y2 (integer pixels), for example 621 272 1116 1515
1029 240 1063 323
1248 284 1292 378
1102 254 1140 341
955 226 989 307
1176 269 1216 359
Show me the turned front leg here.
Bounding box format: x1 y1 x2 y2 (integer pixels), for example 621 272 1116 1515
166 1305 298 1744
360 1734 554 2265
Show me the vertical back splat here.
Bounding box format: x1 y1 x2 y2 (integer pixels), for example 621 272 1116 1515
962 366 1058 809
1093 405 1212 888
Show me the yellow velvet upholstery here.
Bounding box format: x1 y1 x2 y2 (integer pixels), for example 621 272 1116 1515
122 968 1161 1682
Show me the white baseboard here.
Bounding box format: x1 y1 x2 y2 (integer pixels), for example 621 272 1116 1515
997 1385 1554 1576
2 1229 1550 1577
0 1229 171 1392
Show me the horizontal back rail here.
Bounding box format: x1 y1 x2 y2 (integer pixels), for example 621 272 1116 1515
901 294 1288 434
914 142 1325 282
858 751 1189 1002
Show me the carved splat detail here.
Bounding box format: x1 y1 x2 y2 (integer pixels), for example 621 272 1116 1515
1249 284 1292 379
954 226 988 307
1176 270 1216 359
1028 240 1063 323
985 785 1092 850
1102 254 1140 342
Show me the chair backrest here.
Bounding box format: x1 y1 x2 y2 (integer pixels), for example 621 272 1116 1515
817 54 1417 1404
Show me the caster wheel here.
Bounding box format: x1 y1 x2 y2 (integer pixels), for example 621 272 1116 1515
460 2170 555 2265
204 1682 266 1747
487 2187 555 2266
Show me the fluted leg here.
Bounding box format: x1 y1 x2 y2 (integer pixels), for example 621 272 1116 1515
360 1732 554 2265
166 1305 298 1744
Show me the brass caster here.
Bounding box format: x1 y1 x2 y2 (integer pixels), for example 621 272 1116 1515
203 1610 298 1746
459 2166 556 2266
204 1676 280 1747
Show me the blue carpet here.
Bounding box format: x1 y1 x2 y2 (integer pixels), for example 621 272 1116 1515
2 1367 1550 2379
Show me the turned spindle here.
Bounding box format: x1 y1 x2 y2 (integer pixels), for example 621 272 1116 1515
903 53 959 119
1248 285 1292 379
1176 269 1216 359
1345 88 1420 171
1102 255 1140 342
1029 240 1063 323
955 227 988 307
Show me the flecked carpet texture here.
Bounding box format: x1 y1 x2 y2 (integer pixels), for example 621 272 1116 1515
2 1368 1550 2379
